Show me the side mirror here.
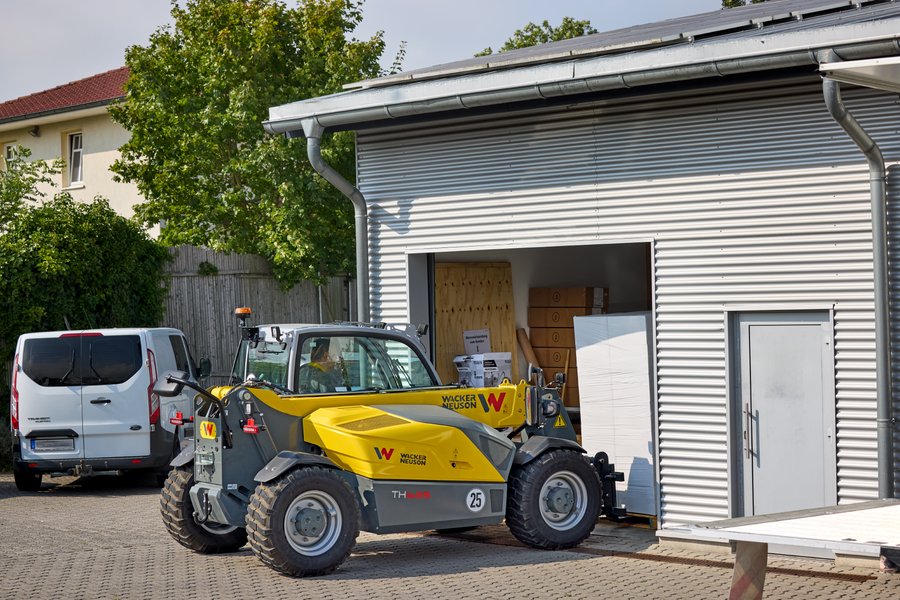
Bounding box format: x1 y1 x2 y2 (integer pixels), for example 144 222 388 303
198 358 211 379
155 370 190 397
555 372 566 385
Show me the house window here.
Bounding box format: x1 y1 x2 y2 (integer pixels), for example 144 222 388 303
68 133 83 184
3 142 17 169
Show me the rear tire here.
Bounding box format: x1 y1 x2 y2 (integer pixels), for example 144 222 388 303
246 466 359 577
506 449 601 550
159 466 247 553
13 464 42 492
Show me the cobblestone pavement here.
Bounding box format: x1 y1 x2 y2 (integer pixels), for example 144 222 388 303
1 473 898 599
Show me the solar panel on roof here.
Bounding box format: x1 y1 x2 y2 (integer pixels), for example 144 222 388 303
347 0 884 89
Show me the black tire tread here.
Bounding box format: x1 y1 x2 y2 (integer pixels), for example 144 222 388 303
246 466 359 577
505 449 601 550
159 467 247 554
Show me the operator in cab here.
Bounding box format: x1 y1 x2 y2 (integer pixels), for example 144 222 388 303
297 339 344 393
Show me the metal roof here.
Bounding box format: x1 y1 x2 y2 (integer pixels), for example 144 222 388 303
348 0 891 89
266 0 900 136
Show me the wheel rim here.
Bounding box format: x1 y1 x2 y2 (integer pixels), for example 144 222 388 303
538 470 588 531
283 489 343 556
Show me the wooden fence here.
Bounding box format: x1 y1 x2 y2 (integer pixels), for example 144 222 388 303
1 246 350 392
161 245 350 386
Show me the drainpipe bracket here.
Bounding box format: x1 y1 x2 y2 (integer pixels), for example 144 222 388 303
301 117 325 139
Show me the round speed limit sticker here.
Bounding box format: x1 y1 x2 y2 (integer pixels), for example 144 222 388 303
466 488 486 513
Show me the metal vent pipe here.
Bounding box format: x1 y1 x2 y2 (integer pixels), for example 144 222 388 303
820 48 893 499
301 117 370 323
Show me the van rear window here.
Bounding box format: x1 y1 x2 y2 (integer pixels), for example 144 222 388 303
23 335 143 387
22 338 79 386
84 336 143 385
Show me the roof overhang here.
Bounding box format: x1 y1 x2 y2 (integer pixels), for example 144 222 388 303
0 101 118 135
265 18 900 137
820 55 900 92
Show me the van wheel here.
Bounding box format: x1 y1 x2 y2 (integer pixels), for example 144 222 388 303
160 466 247 553
13 465 42 492
246 466 359 577
505 449 601 550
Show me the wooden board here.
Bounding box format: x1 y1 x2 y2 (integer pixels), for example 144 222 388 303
434 263 518 385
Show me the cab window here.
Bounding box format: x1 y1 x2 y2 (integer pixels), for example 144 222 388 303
295 335 436 394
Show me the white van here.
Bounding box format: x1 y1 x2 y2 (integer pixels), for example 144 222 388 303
10 328 208 491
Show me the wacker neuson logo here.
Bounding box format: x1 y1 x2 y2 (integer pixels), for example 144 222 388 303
399 452 426 466
441 392 505 412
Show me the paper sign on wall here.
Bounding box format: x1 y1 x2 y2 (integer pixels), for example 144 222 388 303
463 329 491 354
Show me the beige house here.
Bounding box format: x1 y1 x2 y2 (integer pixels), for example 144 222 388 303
0 67 149 229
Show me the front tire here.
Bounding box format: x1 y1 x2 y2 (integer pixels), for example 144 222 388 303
246 467 359 577
159 466 247 553
506 449 601 550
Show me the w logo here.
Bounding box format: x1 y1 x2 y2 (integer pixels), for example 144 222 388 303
374 447 394 460
199 421 217 439
478 392 505 412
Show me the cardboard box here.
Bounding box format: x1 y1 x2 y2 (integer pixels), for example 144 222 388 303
529 327 576 348
453 354 484 387
533 347 577 369
529 287 609 308
455 352 512 388
575 312 656 516
560 387 579 408
528 306 607 328
483 352 513 387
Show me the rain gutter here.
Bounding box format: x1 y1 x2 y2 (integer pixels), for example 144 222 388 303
820 48 893 499
263 39 900 137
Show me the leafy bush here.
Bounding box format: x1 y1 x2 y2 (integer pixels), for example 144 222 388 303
0 195 170 363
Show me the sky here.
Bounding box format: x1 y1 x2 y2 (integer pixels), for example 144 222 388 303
0 0 723 103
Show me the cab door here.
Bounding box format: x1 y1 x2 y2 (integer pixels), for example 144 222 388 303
16 333 85 461
81 333 151 458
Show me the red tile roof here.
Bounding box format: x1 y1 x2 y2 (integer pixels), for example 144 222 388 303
0 67 129 121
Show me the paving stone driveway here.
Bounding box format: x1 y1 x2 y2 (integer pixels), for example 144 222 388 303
1 473 898 599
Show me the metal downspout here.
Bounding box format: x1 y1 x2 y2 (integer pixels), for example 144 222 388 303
820 48 894 499
301 118 370 323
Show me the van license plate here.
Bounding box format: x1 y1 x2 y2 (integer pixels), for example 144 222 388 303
32 439 75 452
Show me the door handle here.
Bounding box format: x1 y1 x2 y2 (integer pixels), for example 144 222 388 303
90 398 111 405
744 402 751 458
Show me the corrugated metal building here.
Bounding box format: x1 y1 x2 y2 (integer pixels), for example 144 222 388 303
264 0 900 532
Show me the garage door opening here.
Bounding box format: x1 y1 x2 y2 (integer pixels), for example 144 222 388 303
407 241 653 405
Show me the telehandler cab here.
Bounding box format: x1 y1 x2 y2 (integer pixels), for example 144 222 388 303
156 309 625 576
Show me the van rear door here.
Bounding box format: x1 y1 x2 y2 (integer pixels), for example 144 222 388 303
17 333 85 461
81 333 151 458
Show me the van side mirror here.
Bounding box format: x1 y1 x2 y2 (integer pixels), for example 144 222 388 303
198 358 211 379
155 370 190 397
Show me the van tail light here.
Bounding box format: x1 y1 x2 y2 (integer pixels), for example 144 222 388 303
11 353 19 431
147 349 159 425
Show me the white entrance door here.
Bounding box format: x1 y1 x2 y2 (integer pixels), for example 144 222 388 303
736 312 836 517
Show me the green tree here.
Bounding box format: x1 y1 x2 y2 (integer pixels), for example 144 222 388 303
0 154 170 363
110 0 396 288
0 146 63 228
722 0 766 8
475 17 597 57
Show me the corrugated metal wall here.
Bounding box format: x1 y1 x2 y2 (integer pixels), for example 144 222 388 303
356 77 900 526
161 245 348 386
